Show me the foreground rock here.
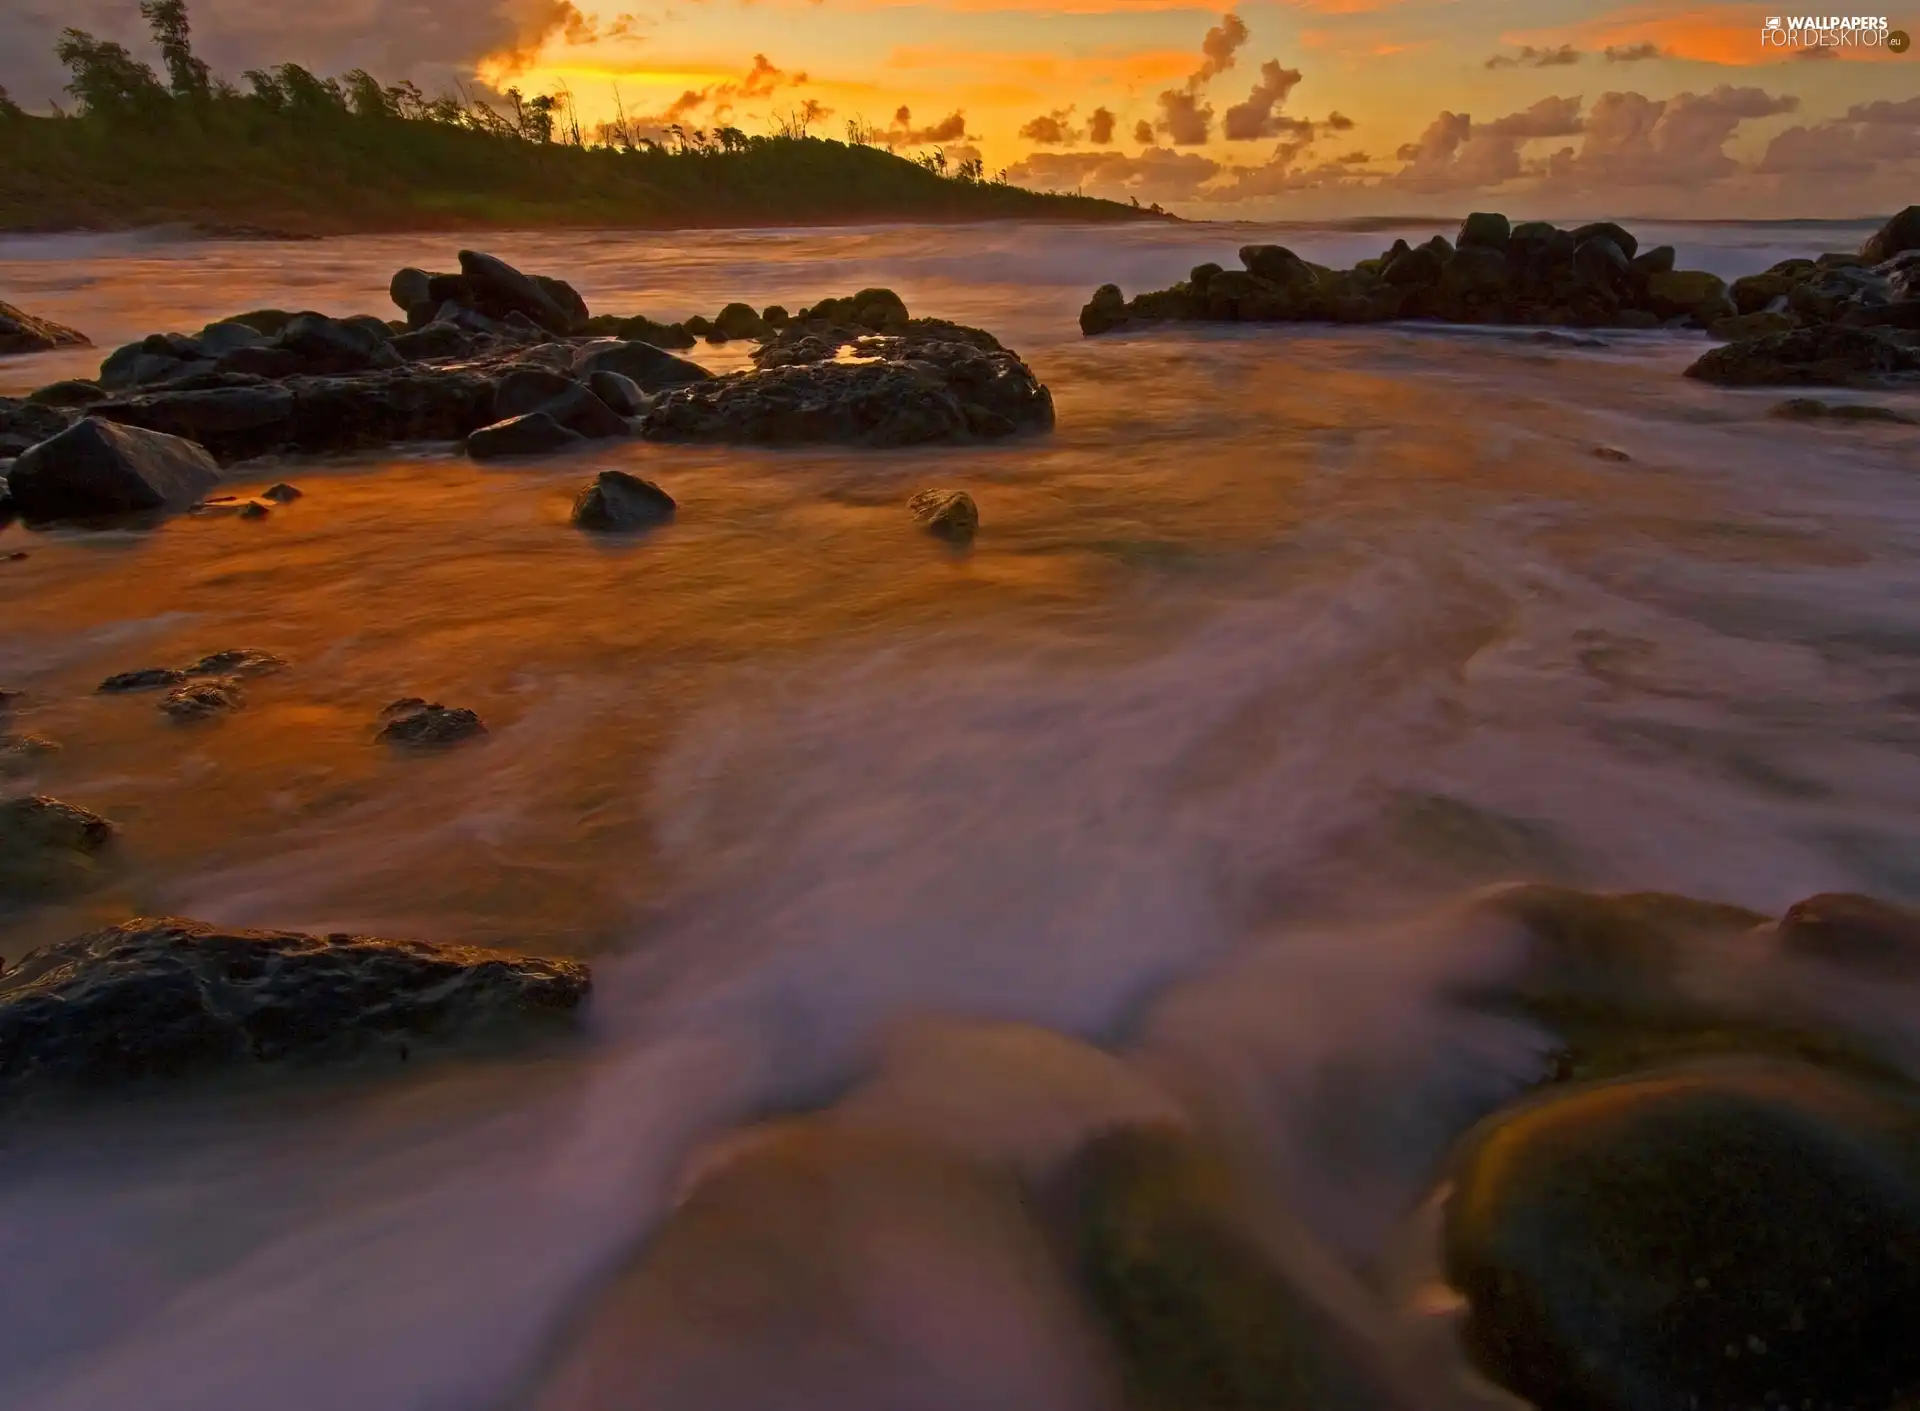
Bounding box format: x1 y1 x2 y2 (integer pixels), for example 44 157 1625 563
1862 204 1920 265
0 794 115 901
0 916 590 1096
0 302 89 357
643 306 1053 448
6 417 220 524
1442 1058 1920 1411
1684 323 1920 389
571 470 675 531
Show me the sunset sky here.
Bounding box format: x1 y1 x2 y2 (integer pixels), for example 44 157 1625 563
3 0 1916 218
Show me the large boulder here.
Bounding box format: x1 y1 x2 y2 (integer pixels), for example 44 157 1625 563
1862 205 1920 265
1442 1060 1920 1411
1569 220 1639 260
457 250 587 334
6 417 220 522
571 469 676 531
88 384 295 463
1645 269 1731 322
0 915 590 1097
466 410 584 460
1080 283 1128 337
1456 212 1511 251
710 302 770 341
0 302 89 357
0 794 115 901
1684 324 1920 388
572 338 712 390
0 397 80 457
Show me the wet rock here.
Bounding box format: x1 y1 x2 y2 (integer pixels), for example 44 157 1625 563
1709 310 1795 341
458 250 586 334
260 482 302 502
388 320 472 361
0 734 59 777
907 487 978 541
159 677 244 720
1080 283 1128 337
1592 445 1631 461
585 369 647 417
1239 244 1310 284
0 398 80 457
7 417 221 523
600 315 695 349
1383 245 1445 288
645 320 1053 448
1767 396 1916 424
797 287 911 333
571 338 712 391
378 698 487 746
390 267 436 313
1684 324 1920 389
0 915 590 1095
1442 1059 1920 1411
1629 245 1675 277
571 470 675 531
466 411 585 461
275 312 399 375
88 384 296 463
1862 205 1920 265
1774 892 1920 974
98 667 186 693
1456 212 1511 251
1645 269 1731 323
196 320 266 358
0 302 89 356
26 380 107 408
1569 221 1638 260
711 302 770 341
184 648 285 678
761 304 790 330
494 366 580 420
502 374 628 440
0 794 115 901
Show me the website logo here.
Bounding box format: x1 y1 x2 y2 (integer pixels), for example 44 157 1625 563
1759 14 1905 49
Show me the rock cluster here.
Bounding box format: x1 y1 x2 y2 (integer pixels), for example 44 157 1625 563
0 301 90 357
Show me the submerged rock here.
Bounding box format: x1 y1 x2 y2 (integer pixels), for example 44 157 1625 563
1442 1059 1920 1411
0 915 590 1095
1774 892 1920 975
185 648 285 678
907 488 979 541
571 470 675 532
0 794 116 901
1685 324 1920 388
6 417 221 523
98 667 187 693
378 698 487 746
158 677 244 720
0 302 89 357
1767 396 1916 424
260 482 302 502
0 734 59 777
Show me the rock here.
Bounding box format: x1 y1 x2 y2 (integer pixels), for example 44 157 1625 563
6 417 220 523
1383 246 1445 287
606 315 695 349
0 794 115 900
1709 310 1796 341
1645 269 1729 322
1239 244 1306 282
0 915 590 1095
761 304 790 329
1456 212 1511 251
457 250 583 334
87 384 296 463
585 369 647 417
259 482 302 502
1774 892 1920 974
378 698 487 746
1767 396 1916 424
1629 245 1675 277
645 320 1053 448
184 648 285 678
195 320 266 359
1572 236 1630 288
1436 246 1510 315
158 677 244 720
683 314 713 338
1592 445 1631 462
98 667 186 693
493 371 627 440
532 276 590 335
237 500 271 520
907 488 978 541
1862 205 1920 265
1569 221 1638 260
274 312 397 374
1189 263 1224 295
1080 283 1128 336
571 470 676 531
493 366 581 420
1442 1059 1920 1411
571 339 712 391
0 398 80 457
26 380 107 408
711 302 770 341
389 321 473 361
0 302 89 356
0 734 58 777
390 267 435 313
1684 324 1920 388
466 411 584 461
211 345 307 380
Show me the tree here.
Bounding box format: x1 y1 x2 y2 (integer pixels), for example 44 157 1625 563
54 29 168 120
139 0 210 102
0 85 21 120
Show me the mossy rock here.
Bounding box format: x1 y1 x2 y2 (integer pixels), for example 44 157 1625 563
1443 1059 1920 1411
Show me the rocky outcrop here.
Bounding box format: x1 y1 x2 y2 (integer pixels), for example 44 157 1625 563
1684 323 1920 389
467 411 585 460
378 698 487 746
571 470 676 531
643 313 1053 448
1862 205 1920 265
0 915 590 1097
0 302 89 357
5 417 220 524
388 251 590 336
1768 397 1916 424
0 794 115 901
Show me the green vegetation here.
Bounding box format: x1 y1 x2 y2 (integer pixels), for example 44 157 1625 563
0 1 1159 235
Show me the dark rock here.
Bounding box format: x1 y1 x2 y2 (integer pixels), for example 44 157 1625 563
378 698 487 746
543 383 629 439
389 321 473 361
0 915 590 1095
1239 244 1309 283
1709 310 1796 341
1572 236 1630 287
493 366 581 421
571 339 712 391
1775 893 1920 973
532 275 590 335
1456 212 1511 251
222 309 297 338
500 310 545 341
195 320 267 358
211 344 307 380
260 482 302 502
466 411 584 460
607 315 695 349
586 369 647 417
712 302 770 341
278 368 497 456
1189 262 1224 295
0 398 80 457
1383 246 1444 287
0 794 115 901
683 314 713 338
571 470 675 531
159 677 243 720
1437 246 1511 315
1080 283 1128 336
276 312 397 374
1684 324 1920 388
1862 205 1920 265
1645 269 1729 321
1629 245 1675 277
0 302 90 356
7 417 220 523
0 734 58 776
1443 1059 1920 1411
1569 221 1638 260
390 267 436 313
88 384 296 463
908 488 978 541
99 668 187 693
236 500 271 520
457 250 581 334
1592 445 1631 462
185 648 285 678
27 380 107 408
1767 396 1915 424
761 305 790 329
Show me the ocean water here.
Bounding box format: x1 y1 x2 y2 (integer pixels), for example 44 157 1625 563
0 216 1917 1409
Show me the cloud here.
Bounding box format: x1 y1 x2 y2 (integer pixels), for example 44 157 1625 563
887 105 972 145
1755 94 1920 176
1542 85 1800 188
1195 12 1251 82
1019 106 1081 144
1530 4 1898 67
1006 146 1222 204
1603 42 1662 61
1155 87 1213 144
643 51 808 126
1088 105 1117 143
1485 44 1582 69
1479 93 1585 139
1222 59 1304 139
1324 110 1353 130
1133 117 1154 143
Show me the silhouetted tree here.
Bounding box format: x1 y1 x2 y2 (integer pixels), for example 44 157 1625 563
54 29 168 119
139 0 210 102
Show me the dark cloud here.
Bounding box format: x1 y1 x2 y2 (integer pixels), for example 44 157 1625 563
1194 12 1249 84
1019 106 1080 145
1480 94 1585 139
1087 106 1116 144
1155 87 1212 145
1756 95 1920 175
1005 147 1221 204
1540 86 1800 188
1485 44 1581 69
648 52 806 127
1324 111 1353 131
887 106 971 145
1222 59 1303 140
1133 117 1154 144
1603 42 1662 62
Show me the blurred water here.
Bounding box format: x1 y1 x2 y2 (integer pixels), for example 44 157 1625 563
0 217 1916 1410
